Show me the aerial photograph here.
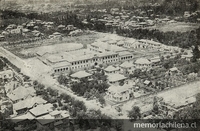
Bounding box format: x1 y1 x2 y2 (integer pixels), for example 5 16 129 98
0 0 200 131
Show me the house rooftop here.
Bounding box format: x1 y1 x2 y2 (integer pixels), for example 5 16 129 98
104 65 119 72
70 71 92 79
107 74 127 82
13 96 47 111
91 41 127 52
120 61 134 68
11 112 35 123
169 67 179 72
36 114 55 125
29 103 53 117
7 86 36 101
135 58 151 65
107 84 132 94
138 39 161 46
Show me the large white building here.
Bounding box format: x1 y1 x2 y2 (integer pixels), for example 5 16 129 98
38 41 134 74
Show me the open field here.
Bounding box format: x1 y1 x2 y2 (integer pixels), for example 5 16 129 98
147 22 200 32
6 31 102 58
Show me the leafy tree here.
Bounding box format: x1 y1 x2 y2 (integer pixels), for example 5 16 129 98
0 59 6 70
99 96 106 106
53 103 58 108
128 106 141 120
192 45 200 62
57 74 69 85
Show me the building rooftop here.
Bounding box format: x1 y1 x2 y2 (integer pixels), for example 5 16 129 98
0 70 13 75
118 51 132 56
107 84 132 94
52 61 71 68
36 114 55 125
91 41 127 53
11 112 35 123
71 71 92 79
104 65 119 72
13 97 47 111
150 56 160 63
29 103 53 117
120 61 134 68
135 58 151 65
7 86 36 101
138 39 161 46
107 74 127 82
169 67 179 72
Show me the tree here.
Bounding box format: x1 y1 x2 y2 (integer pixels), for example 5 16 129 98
53 103 58 108
99 96 105 106
0 59 6 70
128 106 141 120
192 45 200 62
57 74 69 85
33 80 38 86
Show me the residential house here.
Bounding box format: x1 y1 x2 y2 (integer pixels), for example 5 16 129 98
11 112 35 127
70 71 92 80
107 73 127 85
0 70 13 80
1 31 9 35
7 86 36 103
134 58 151 69
106 84 134 102
104 65 120 75
150 56 161 66
120 61 134 74
116 41 125 47
29 103 53 118
13 97 47 115
166 67 181 76
66 25 76 31
0 99 13 116
0 35 5 41
181 54 193 61
36 110 70 127
89 40 127 53
138 39 161 49
130 41 142 49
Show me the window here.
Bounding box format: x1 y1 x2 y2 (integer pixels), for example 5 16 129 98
66 68 68 70
58 69 60 72
75 62 77 65
54 70 57 72
63 68 65 71
72 63 74 65
77 61 79 64
61 69 62 71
